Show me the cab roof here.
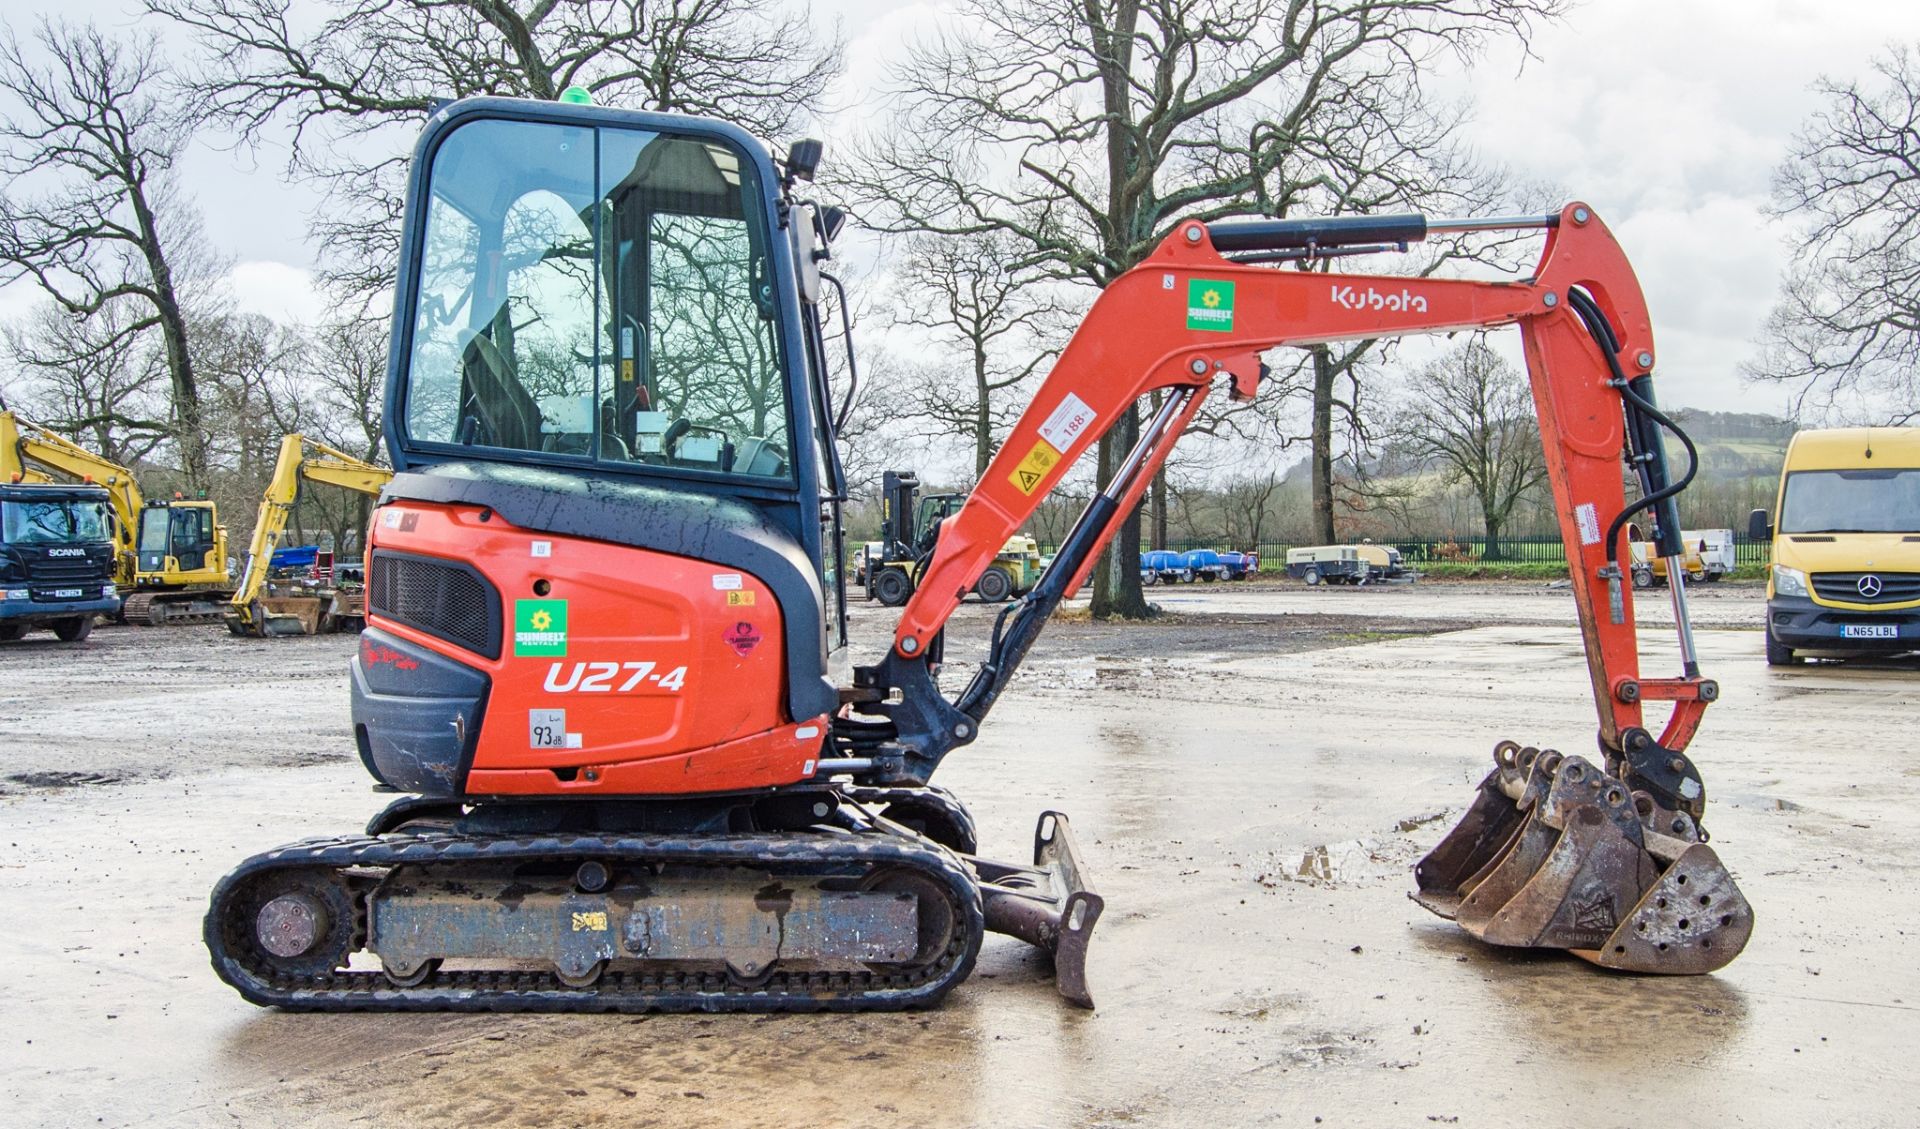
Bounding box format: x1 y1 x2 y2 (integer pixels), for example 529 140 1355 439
1785 427 1920 469
0 482 112 503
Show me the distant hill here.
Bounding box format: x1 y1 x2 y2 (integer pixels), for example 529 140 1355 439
1663 409 1792 480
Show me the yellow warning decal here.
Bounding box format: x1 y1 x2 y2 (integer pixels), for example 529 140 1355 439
726 590 756 606
572 911 609 932
1008 439 1058 496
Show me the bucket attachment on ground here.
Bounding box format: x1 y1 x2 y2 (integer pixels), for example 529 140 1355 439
1413 741 1752 974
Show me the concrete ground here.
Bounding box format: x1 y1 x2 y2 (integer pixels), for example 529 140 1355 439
1 580 1915 1128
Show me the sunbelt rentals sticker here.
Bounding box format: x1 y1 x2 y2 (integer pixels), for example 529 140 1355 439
1187 279 1235 331
514 598 568 656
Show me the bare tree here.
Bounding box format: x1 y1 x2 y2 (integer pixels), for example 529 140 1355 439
884 232 1067 476
152 0 842 299
850 0 1560 618
194 311 308 546
302 317 388 463
0 20 219 488
1220 465 1286 549
1394 336 1545 559
1745 44 1920 425
3 299 172 466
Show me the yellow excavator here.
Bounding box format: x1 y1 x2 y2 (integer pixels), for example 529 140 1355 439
1 410 232 624
225 433 392 637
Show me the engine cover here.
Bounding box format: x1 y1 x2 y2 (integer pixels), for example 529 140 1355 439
355 500 828 798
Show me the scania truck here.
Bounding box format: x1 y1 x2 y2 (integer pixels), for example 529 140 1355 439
1749 427 1920 665
0 482 120 642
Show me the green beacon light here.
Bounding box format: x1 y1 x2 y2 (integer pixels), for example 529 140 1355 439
558 85 594 106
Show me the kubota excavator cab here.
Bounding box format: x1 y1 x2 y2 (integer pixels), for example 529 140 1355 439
358 98 847 796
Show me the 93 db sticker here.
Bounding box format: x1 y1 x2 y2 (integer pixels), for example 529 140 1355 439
1008 439 1059 496
514 598 568 656
529 708 580 749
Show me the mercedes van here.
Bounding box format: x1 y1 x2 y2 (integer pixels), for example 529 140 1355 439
1749 427 1920 665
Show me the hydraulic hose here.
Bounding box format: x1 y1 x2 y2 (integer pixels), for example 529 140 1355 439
1564 287 1700 571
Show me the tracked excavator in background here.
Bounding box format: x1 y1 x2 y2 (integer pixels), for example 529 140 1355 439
206 95 1751 1015
225 434 392 637
1 410 233 625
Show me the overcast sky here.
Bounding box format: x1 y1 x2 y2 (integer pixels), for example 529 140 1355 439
7 0 1920 419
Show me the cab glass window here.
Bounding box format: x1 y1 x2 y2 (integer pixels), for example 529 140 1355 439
401 117 792 481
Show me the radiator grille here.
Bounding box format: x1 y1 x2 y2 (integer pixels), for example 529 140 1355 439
1811 571 1920 605
369 551 500 657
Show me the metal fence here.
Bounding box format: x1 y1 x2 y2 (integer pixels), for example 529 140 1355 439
1048 533 1773 569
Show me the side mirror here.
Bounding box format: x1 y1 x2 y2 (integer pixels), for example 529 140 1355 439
788 203 823 304
818 205 848 245
1747 509 1771 542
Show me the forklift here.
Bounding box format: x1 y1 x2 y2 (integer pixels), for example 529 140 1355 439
866 470 1042 606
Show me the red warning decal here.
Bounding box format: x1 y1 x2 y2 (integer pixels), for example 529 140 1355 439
723 621 763 656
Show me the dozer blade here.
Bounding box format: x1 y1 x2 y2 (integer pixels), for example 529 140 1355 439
970 810 1104 1008
1412 743 1752 974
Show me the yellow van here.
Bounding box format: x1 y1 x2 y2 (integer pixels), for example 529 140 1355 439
1748 427 1920 665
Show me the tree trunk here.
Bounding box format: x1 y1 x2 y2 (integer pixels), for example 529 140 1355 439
973 337 992 475
1484 509 1503 562
1151 467 1167 550
1309 346 1336 544
1090 404 1150 619
128 183 209 492
1088 0 1148 620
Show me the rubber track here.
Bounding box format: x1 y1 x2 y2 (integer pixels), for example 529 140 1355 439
122 590 231 626
206 829 985 1013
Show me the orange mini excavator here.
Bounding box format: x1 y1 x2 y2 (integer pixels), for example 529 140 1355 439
207 95 1751 1013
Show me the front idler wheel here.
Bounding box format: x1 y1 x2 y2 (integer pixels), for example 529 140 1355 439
241 874 360 980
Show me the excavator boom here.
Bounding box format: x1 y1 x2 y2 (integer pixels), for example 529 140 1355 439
852 203 1750 973
226 434 392 637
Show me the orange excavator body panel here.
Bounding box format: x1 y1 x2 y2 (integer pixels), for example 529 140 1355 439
366 501 825 796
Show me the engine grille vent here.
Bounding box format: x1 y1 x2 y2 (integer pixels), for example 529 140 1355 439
369 551 501 657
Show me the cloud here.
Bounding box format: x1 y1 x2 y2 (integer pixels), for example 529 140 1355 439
1454 0 1920 415
224 261 330 326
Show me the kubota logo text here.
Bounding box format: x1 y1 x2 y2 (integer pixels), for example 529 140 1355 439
1330 284 1429 313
